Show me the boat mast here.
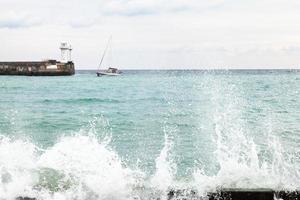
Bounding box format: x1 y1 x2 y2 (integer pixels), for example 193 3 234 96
98 36 112 71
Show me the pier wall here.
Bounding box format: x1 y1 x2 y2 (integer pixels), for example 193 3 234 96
16 189 300 200
0 60 75 76
167 189 300 200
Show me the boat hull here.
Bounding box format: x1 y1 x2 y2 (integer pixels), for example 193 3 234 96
97 72 120 76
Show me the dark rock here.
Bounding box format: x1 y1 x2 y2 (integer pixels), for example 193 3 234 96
16 197 36 200
275 191 300 200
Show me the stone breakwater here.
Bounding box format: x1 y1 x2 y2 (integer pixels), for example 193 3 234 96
0 60 75 76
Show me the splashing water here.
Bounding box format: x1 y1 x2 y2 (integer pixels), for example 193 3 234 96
0 135 143 200
151 134 175 192
192 76 300 195
1 130 298 200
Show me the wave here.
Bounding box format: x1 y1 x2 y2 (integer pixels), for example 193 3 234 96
0 128 299 200
42 98 122 104
0 135 141 200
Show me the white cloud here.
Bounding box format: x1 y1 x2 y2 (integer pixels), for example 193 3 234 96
99 0 225 16
0 11 41 28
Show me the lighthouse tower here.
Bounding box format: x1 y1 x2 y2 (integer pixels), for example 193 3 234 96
68 45 72 62
60 42 72 63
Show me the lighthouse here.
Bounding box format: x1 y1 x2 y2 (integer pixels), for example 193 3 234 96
60 42 72 63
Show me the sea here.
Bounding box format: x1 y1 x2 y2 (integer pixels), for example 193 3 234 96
0 70 300 199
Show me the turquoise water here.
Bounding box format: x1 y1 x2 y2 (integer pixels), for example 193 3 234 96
1 70 300 199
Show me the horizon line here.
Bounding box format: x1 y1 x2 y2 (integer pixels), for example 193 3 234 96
76 68 300 70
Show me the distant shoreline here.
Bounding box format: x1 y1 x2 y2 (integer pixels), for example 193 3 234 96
78 68 300 71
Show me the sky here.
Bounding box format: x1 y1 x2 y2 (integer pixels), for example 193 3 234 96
0 0 300 69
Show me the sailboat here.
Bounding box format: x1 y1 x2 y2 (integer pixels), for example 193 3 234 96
96 36 121 76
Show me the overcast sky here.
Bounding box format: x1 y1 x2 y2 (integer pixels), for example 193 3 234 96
0 0 300 69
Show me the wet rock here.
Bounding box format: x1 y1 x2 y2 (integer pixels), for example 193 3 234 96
16 197 36 200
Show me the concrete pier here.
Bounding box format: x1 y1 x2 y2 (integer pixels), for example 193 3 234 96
0 60 75 76
167 188 300 200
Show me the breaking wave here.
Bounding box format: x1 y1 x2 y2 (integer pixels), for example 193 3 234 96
0 126 299 200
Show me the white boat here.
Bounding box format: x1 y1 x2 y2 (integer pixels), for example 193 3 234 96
97 67 121 76
96 36 121 76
